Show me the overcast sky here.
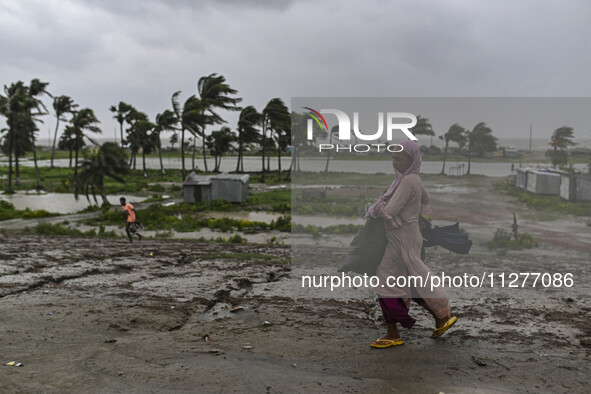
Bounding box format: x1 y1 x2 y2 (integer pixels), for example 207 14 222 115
2 0 591 144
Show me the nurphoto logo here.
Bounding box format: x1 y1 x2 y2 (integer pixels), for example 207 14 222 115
303 107 419 153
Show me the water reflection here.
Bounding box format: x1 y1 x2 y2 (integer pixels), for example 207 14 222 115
0 192 147 214
13 156 587 177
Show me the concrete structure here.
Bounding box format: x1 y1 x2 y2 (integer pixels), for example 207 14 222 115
182 172 249 203
560 174 591 202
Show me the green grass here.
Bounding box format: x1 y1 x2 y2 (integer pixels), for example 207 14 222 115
25 222 118 238
494 180 591 216
0 200 58 221
486 228 538 250
84 203 292 233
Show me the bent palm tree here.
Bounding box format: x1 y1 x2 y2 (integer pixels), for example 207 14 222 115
197 74 242 174
154 110 177 175
0 80 50 192
206 126 236 172
171 91 201 180
74 142 129 206
71 108 102 179
109 102 132 147
549 126 575 151
440 124 466 175
465 122 493 174
411 115 435 145
235 106 261 173
51 95 77 168
261 98 289 180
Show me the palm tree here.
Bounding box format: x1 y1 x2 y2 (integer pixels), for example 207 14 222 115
74 142 129 206
289 111 311 174
28 79 52 190
260 98 290 180
169 132 178 151
154 110 177 175
549 126 576 151
51 95 77 168
235 106 261 173
549 126 575 167
411 115 435 145
0 80 49 191
439 124 466 174
464 122 491 175
123 108 145 170
197 73 242 174
70 108 101 178
471 124 497 157
206 126 236 172
128 112 157 178
58 125 80 168
109 102 132 147
267 99 290 178
171 91 201 179
325 125 338 172
0 82 26 193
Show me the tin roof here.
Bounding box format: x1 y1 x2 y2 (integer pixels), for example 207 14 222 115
182 172 212 186
182 172 250 186
213 174 250 183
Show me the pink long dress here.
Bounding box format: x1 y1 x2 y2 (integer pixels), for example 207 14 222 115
374 173 450 320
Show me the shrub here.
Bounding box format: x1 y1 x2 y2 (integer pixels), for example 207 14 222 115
487 228 538 250
228 234 247 244
147 184 165 192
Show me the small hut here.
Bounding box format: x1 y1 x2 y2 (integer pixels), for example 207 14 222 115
182 172 212 203
182 172 249 203
211 174 250 203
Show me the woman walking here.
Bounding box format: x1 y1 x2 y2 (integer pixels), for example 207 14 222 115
365 140 457 348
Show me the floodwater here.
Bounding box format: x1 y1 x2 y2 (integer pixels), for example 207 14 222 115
206 211 282 223
12 156 588 177
0 192 147 214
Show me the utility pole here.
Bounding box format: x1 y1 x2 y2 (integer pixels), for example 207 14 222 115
529 124 532 152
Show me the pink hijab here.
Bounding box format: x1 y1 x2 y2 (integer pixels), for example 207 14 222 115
365 140 431 220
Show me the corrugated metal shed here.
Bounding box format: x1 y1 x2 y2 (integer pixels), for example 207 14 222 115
560 174 591 201
211 174 249 203
182 172 249 203
525 169 561 195
515 168 531 189
182 172 212 203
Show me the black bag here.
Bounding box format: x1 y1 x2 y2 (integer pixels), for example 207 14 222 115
338 217 387 276
420 216 472 255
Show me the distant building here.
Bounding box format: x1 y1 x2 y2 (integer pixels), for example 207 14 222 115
569 147 591 157
502 146 520 158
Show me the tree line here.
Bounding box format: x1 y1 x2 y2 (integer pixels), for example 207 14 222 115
0 74 292 198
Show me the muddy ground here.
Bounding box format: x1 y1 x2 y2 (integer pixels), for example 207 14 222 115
0 232 589 393
1 174 591 393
